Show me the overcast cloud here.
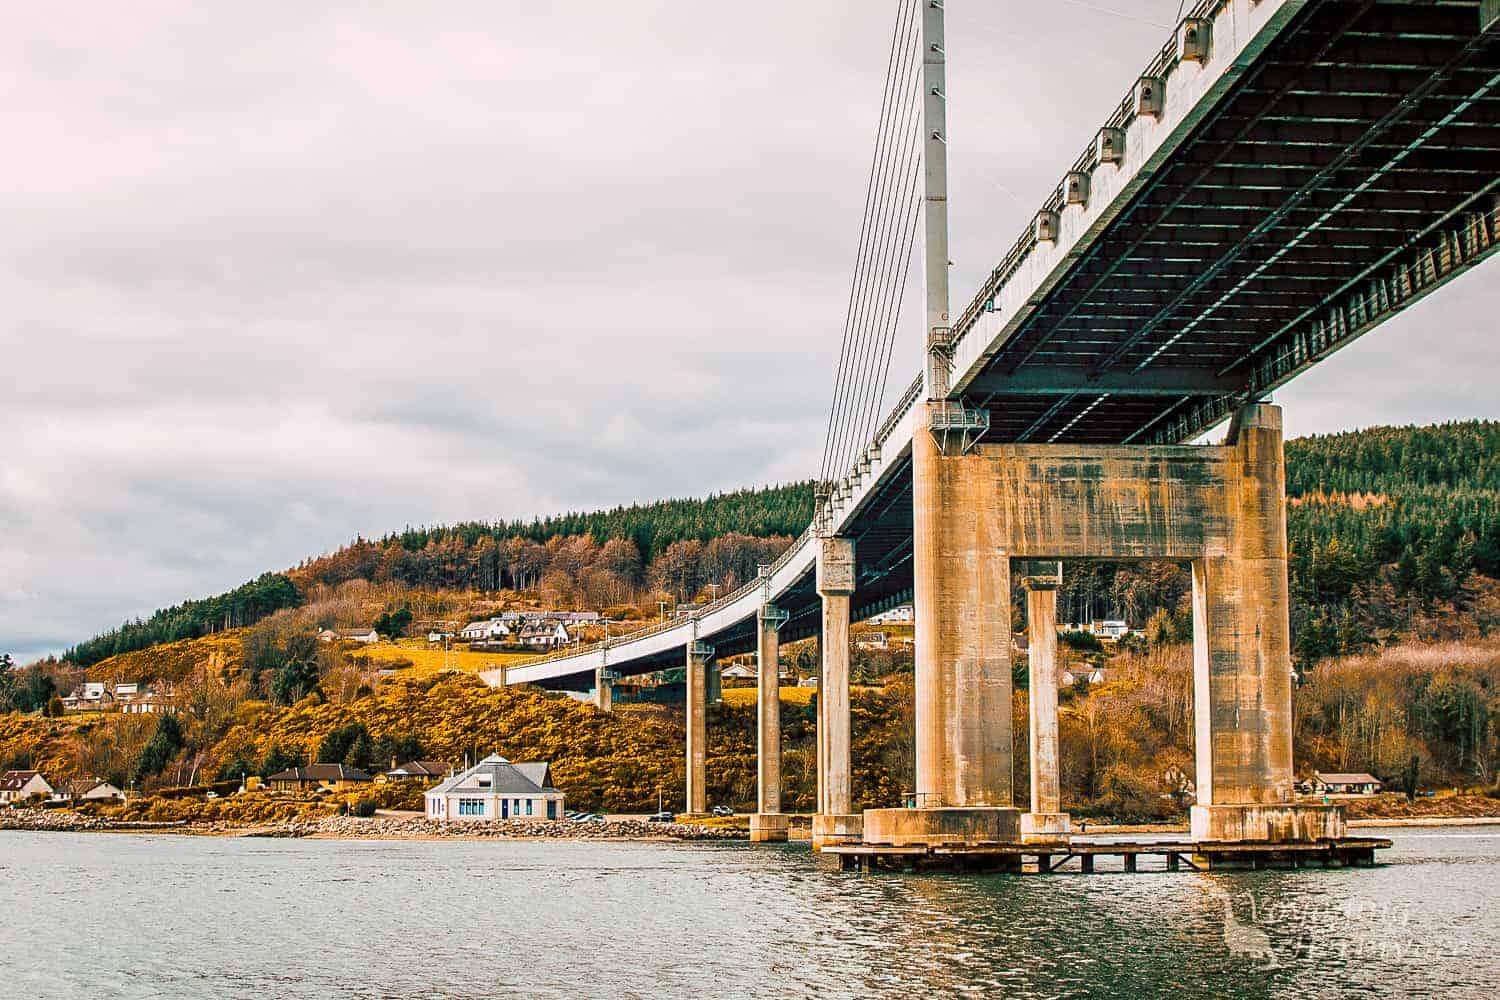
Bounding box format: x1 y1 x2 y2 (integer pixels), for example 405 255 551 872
2 2 1495 663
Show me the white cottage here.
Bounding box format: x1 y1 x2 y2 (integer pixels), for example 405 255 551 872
424 754 564 822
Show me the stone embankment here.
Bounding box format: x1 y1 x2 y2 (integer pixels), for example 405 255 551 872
2 807 743 842
289 815 744 841
0 809 186 833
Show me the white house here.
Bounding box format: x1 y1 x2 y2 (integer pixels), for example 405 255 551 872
868 604 914 625
424 754 564 822
519 621 571 648
720 663 756 681
318 628 380 645
856 631 889 650
0 770 54 803
60 778 124 803
459 619 512 641
120 694 171 715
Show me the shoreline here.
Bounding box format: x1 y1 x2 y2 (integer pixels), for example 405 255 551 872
6 810 1499 842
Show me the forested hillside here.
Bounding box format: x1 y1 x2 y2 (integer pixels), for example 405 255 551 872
52 422 1499 670
1061 420 1500 665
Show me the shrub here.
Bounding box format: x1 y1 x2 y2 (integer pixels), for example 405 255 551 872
349 798 377 818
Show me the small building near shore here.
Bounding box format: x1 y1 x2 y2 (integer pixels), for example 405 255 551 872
424 754 563 822
1309 772 1383 796
60 778 124 803
266 764 374 793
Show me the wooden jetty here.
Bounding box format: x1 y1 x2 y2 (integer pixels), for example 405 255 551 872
824 837 1392 873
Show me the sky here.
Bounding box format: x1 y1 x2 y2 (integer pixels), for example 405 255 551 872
3 2 1496 663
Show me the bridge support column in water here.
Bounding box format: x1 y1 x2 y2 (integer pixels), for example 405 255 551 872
861 402 1342 850
1021 573 1070 844
813 537 863 849
751 604 790 842
684 640 713 816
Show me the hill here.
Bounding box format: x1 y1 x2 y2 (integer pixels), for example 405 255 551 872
46 420 1500 672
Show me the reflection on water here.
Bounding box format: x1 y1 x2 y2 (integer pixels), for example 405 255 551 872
1 827 1497 998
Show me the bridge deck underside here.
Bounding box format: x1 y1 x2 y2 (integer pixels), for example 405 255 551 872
962 0 1500 446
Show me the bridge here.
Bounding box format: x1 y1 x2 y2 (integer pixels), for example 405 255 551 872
482 0 1500 863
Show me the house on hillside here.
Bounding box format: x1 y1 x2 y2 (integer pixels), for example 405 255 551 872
459 619 513 641
377 760 453 784
317 628 379 645
856 631 889 650
0 770 55 803
518 621 571 648
61 682 112 712
120 693 172 715
265 764 374 793
424 754 564 821
720 663 756 681
867 605 914 625
60 778 124 803
1060 666 1108 687
1309 772 1383 796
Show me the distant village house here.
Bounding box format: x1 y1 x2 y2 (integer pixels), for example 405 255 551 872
0 770 54 803
266 764 374 793
377 760 453 784
1308 772 1383 796
318 628 380 645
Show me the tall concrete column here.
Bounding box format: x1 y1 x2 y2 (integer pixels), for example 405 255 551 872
913 408 1015 810
1191 403 1340 842
750 604 790 843
684 640 712 816
594 665 613 713
1021 576 1069 843
812 538 862 848
861 407 1020 848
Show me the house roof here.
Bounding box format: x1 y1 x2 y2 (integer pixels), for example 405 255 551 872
1315 772 1381 785
64 778 118 797
385 760 452 778
426 754 556 797
0 770 49 792
267 764 373 783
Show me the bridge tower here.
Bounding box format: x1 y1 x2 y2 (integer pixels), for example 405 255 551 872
860 2 1337 851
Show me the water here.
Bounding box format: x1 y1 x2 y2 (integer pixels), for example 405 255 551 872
2 827 1498 999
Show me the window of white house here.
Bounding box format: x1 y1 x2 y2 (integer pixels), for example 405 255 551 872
525 799 534 816
513 798 521 813
458 799 485 817
477 775 491 788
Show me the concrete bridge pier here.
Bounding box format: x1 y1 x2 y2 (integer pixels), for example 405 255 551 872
684 640 713 816
1021 574 1070 843
859 401 1338 851
594 665 613 714
862 403 1023 848
751 604 790 843
813 537 863 849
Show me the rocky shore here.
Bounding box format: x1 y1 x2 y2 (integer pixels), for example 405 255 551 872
0 808 743 842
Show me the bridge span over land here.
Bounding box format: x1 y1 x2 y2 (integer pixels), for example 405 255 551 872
483 0 1500 864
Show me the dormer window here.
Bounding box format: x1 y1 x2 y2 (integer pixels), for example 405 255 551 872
476 775 491 788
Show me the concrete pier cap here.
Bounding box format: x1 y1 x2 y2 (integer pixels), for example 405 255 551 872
749 812 790 843
862 806 1021 848
812 812 864 849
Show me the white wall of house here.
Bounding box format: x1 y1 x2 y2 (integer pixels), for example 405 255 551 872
425 791 564 821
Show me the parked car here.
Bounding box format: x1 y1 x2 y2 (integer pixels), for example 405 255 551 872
646 811 675 823
710 805 733 817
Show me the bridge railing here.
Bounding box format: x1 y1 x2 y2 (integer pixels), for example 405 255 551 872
498 524 819 676
948 0 1232 362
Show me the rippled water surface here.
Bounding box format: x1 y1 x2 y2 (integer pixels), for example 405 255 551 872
3 827 1499 998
